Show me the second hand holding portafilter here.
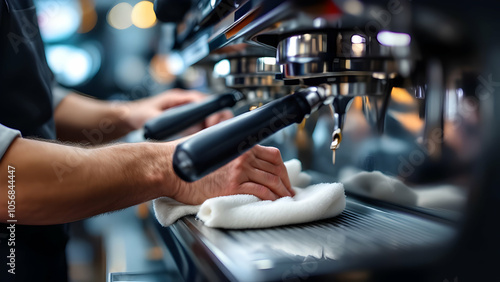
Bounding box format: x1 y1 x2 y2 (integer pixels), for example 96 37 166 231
144 91 244 140
173 86 331 182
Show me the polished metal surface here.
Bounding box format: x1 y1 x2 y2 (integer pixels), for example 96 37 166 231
320 76 389 96
275 32 399 101
228 57 279 75
155 198 455 281
215 57 284 88
256 57 280 73
277 32 395 63
276 31 403 79
277 33 329 64
214 56 293 111
157 0 500 280
177 0 294 66
224 75 281 88
281 60 398 79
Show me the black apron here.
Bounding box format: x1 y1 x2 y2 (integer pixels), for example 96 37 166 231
0 0 68 281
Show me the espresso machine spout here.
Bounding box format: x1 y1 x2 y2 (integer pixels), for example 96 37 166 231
330 96 353 164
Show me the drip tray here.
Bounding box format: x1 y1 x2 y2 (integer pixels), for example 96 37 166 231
152 198 456 281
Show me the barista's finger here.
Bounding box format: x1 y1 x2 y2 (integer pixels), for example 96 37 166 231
251 145 284 165
245 167 293 198
249 156 294 196
250 146 293 194
238 182 279 201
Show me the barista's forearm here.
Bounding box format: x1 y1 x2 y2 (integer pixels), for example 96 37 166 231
0 138 177 225
54 93 134 144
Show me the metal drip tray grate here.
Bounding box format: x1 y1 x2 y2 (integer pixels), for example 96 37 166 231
165 199 456 281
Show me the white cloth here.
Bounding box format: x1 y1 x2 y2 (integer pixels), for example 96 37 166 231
340 168 466 211
153 159 346 229
415 185 466 211
341 170 418 206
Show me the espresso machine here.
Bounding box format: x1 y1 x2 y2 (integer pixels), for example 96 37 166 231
144 48 296 140
143 0 500 281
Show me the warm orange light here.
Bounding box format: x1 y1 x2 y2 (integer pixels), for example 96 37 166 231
351 96 363 109
391 112 424 134
131 1 156 29
149 54 176 84
78 0 97 33
391 87 414 105
390 88 422 133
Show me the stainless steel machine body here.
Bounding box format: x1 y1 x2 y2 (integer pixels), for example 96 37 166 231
147 0 500 281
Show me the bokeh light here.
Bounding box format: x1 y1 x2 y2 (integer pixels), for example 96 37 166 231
150 54 176 84
79 0 98 33
37 0 81 42
377 31 411 47
213 59 230 77
107 2 133 30
131 1 156 29
46 45 100 86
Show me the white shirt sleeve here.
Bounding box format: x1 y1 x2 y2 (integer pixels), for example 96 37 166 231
0 124 21 160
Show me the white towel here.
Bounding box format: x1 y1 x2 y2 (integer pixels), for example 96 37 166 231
340 169 418 206
340 168 467 210
415 185 466 211
153 159 346 229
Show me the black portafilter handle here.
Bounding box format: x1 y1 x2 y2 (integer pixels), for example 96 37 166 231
173 87 329 182
144 91 244 140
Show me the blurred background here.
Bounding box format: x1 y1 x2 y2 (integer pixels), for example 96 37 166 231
37 0 207 101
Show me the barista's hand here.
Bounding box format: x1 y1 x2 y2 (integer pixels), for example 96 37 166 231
124 88 233 130
169 145 295 205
